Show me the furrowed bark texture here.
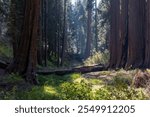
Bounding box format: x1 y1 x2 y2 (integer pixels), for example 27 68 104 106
109 0 147 69
109 0 120 68
127 0 145 68
7 0 40 84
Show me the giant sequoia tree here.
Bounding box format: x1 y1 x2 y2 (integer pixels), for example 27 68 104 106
7 0 40 84
109 0 150 69
109 0 120 68
109 0 129 68
144 0 150 68
126 0 145 68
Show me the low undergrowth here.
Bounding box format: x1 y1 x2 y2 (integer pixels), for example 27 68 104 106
84 51 109 66
0 71 149 100
0 42 12 59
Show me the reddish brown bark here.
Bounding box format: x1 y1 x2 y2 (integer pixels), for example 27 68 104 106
116 0 129 68
7 0 40 84
109 0 120 68
126 0 145 68
109 0 146 69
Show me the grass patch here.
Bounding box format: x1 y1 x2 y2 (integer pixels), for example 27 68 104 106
88 79 103 85
37 73 81 86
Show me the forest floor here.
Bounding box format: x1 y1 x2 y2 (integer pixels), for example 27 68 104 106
0 69 149 100
82 70 133 89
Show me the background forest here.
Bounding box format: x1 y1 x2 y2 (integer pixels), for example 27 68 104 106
0 0 150 100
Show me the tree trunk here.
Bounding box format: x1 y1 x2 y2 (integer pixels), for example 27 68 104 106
7 0 40 84
61 0 67 66
85 0 93 59
37 64 106 75
116 0 129 68
126 0 145 68
109 0 146 69
144 0 150 68
95 0 98 52
109 0 120 68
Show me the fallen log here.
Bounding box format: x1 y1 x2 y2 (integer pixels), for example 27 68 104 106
0 59 107 75
37 65 107 75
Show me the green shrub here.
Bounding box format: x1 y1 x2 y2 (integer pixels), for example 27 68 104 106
93 73 147 100
109 75 132 88
59 81 93 100
94 87 112 100
84 51 109 66
69 73 81 80
94 83 148 100
88 79 103 85
94 86 147 100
